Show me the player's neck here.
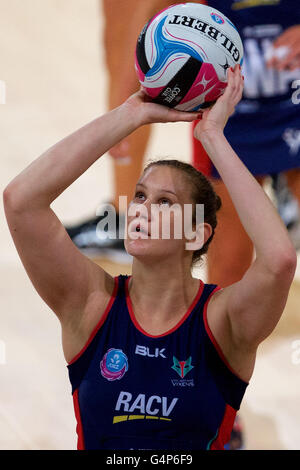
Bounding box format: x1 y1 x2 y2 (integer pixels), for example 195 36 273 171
128 259 201 328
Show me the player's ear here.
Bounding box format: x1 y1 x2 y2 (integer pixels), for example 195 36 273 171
185 222 212 252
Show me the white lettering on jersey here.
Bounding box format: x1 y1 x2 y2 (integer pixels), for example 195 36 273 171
242 37 300 99
145 396 161 415
243 38 276 97
115 391 178 417
115 391 132 412
135 345 166 358
282 129 300 155
162 396 178 417
292 80 300 105
129 394 146 414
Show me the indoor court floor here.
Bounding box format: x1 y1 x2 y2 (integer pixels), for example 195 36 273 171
1 0 300 450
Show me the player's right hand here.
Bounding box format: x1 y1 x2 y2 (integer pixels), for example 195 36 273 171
123 88 200 127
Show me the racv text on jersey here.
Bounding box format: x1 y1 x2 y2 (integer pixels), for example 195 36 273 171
168 15 240 62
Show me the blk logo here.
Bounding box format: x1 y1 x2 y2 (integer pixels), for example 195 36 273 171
135 345 166 358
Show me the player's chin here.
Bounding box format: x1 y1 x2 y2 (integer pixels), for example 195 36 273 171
124 236 179 260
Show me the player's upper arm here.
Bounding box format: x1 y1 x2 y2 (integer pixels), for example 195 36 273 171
219 254 297 350
4 189 113 326
206 253 296 383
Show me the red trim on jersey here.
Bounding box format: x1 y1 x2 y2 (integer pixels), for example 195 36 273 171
125 276 204 338
210 404 237 450
191 120 213 176
203 286 248 383
67 276 119 365
73 389 85 450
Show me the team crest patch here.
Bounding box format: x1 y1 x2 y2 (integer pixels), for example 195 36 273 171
172 356 194 378
171 356 194 387
100 348 128 381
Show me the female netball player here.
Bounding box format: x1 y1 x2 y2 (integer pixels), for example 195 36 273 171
3 66 296 450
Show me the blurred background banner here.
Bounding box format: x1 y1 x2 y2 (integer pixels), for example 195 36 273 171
0 0 299 450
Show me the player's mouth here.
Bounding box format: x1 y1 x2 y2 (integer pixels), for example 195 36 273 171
135 224 150 237
127 218 151 238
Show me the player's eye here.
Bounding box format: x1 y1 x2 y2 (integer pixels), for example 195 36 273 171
134 191 145 201
159 198 171 206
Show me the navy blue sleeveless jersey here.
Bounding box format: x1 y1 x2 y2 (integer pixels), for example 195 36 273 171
193 0 300 176
67 275 248 450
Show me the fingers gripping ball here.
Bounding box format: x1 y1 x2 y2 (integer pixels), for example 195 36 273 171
135 2 243 112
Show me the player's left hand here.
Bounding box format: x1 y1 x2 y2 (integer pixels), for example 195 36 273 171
267 25 300 71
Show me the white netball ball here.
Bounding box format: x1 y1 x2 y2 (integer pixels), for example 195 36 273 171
135 2 243 111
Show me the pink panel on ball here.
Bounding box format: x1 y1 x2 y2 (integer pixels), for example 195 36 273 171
143 85 165 99
180 63 227 105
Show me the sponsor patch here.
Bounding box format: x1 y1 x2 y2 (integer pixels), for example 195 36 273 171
113 391 178 423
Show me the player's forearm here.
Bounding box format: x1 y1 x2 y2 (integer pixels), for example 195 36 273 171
201 131 296 269
5 104 137 209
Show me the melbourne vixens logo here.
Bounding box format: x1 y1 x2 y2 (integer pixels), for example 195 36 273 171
100 348 128 381
171 356 194 387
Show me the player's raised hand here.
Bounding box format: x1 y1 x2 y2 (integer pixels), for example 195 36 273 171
123 88 200 127
193 65 244 141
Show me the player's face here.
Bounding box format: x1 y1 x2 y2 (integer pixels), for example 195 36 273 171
124 166 198 261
